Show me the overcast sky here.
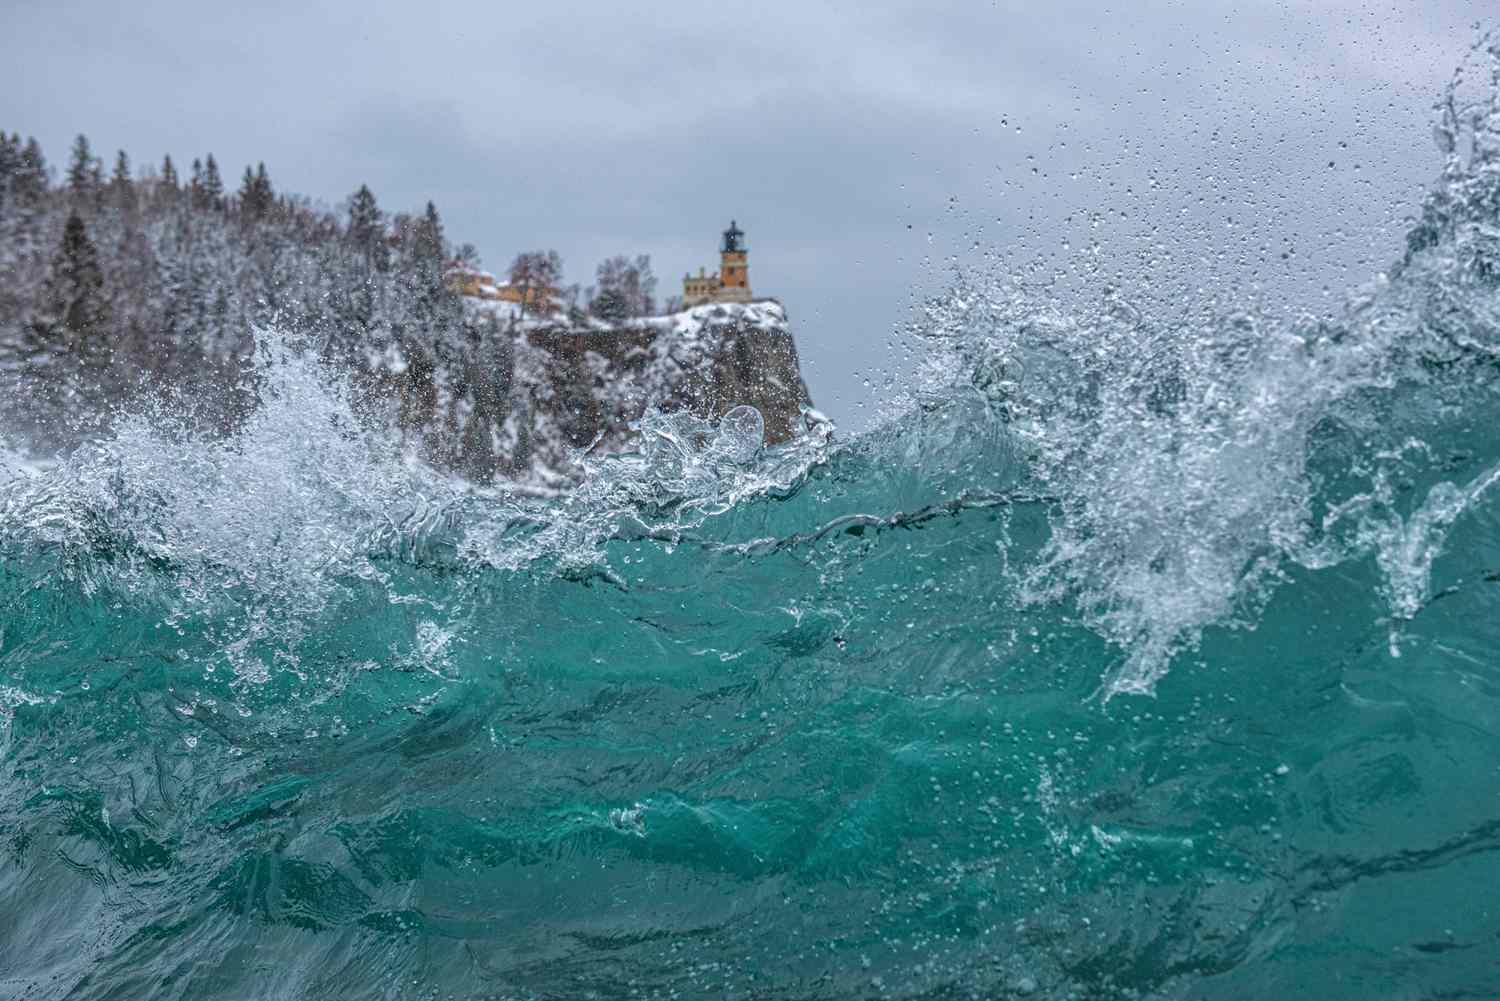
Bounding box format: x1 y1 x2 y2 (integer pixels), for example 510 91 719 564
0 0 1487 426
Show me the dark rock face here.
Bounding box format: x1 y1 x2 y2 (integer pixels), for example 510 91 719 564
644 302 813 446
389 299 815 485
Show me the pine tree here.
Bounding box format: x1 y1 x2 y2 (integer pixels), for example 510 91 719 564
110 149 130 185
189 157 212 209
239 166 256 214
399 200 458 341
347 184 388 270
161 154 179 190
590 285 629 321
66 134 96 196
0 133 16 214
202 154 223 207
397 202 448 298
510 403 532 474
238 161 274 221
413 200 445 269
255 163 273 216
398 341 438 432
11 137 48 203
29 213 111 367
109 149 135 209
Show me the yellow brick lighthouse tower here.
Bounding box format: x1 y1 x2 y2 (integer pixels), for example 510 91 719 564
682 220 754 307
718 220 751 303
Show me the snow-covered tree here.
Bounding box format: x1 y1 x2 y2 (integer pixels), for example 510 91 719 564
31 213 109 351
109 150 135 210
202 154 223 208
346 184 388 270
508 249 563 321
0 134 16 211
14 138 48 202
238 162 274 222
592 254 657 319
65 134 98 198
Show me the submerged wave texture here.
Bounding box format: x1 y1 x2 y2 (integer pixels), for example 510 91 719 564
4 37 1500 1001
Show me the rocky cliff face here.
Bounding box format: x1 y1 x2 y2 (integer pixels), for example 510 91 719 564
381 299 816 486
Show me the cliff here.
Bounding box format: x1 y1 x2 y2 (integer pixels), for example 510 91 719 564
404 299 814 485
0 137 816 484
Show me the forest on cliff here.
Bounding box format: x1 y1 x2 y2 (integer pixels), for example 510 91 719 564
0 133 810 483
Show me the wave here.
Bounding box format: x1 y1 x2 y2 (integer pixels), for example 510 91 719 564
4 33 1500 1001
11 50 1500 695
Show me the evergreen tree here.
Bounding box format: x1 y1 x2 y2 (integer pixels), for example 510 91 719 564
189 157 205 207
12 137 48 202
161 154 179 190
29 212 111 368
110 149 130 186
347 184 388 270
238 166 255 209
589 285 629 321
397 341 438 432
238 161 274 221
398 200 458 339
510 403 532 474
413 200 445 268
21 137 45 176
328 185 389 348
66 134 96 195
0 133 15 181
0 133 16 214
109 149 135 209
202 154 223 207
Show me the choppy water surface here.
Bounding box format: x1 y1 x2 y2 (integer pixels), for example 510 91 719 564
8 45 1500 1001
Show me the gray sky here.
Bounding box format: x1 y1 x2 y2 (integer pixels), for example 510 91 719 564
0 0 1487 427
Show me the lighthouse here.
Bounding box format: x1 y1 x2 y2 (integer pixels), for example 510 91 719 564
718 220 751 303
682 220 754 307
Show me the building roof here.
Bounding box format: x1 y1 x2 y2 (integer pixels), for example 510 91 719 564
721 220 745 253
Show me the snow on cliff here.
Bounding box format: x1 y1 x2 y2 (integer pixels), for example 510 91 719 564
389 298 816 485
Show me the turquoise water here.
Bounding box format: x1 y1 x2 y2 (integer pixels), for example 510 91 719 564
8 53 1500 1001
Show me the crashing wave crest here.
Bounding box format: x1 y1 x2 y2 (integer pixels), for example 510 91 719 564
894 33 1500 694
5 43 1500 699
